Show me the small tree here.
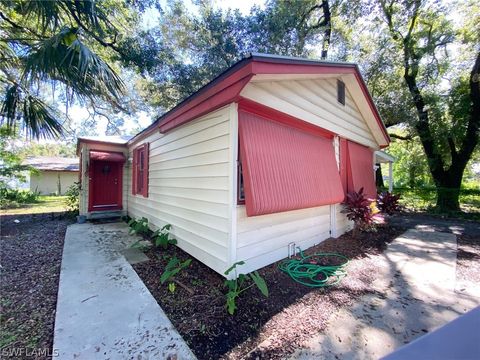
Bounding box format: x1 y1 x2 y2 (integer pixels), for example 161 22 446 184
341 188 374 237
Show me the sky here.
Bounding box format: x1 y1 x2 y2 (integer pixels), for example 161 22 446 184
65 0 266 142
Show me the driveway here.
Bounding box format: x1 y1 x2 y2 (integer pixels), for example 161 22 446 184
53 222 195 359
291 226 480 359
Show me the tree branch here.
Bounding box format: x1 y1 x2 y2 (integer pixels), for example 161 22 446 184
389 133 413 140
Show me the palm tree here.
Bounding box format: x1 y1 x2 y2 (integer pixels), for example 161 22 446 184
0 0 128 139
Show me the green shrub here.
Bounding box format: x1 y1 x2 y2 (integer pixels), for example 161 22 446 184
0 187 40 208
152 224 177 249
128 217 150 236
64 182 80 214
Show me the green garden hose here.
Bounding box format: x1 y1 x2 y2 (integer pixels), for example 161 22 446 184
278 248 349 287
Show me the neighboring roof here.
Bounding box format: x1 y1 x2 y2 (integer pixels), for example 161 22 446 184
24 157 79 171
128 52 390 148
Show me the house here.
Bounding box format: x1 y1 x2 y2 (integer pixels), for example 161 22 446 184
24 156 79 195
77 53 390 276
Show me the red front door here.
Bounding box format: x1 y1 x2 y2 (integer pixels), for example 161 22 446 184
89 160 123 211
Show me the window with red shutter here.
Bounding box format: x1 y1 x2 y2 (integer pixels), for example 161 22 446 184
132 143 149 197
238 109 344 216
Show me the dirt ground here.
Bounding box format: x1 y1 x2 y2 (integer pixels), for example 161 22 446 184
133 225 406 360
0 211 478 360
0 213 73 360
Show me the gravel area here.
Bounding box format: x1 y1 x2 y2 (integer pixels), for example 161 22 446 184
133 225 405 360
0 213 73 359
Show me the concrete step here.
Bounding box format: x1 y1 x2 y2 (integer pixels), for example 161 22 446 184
87 210 125 220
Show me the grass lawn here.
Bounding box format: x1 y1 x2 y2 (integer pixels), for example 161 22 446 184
0 196 68 215
393 188 480 221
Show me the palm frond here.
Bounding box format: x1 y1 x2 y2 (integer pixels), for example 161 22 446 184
1 85 64 139
22 26 125 105
20 0 63 33
0 85 21 131
22 95 63 139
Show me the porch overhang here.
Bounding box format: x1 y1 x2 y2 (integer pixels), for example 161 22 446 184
89 151 126 162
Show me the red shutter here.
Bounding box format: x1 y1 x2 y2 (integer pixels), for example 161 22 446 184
131 148 137 195
346 141 377 199
142 143 149 197
239 110 345 216
339 138 348 195
131 143 149 197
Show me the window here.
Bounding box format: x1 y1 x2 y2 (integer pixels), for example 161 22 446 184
237 160 245 204
132 143 149 197
337 79 346 105
238 109 344 216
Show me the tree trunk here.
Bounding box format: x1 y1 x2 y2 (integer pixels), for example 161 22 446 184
375 164 384 188
320 0 331 59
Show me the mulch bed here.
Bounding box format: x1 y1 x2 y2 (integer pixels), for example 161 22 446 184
133 224 405 360
0 213 73 360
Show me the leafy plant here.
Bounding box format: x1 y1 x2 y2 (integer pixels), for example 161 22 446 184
377 191 401 216
224 261 269 315
341 188 374 237
127 217 150 236
64 182 80 214
152 224 177 249
168 282 176 293
160 257 192 285
0 188 40 208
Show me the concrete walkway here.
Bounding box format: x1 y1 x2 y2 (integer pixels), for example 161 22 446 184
53 222 195 359
292 228 480 360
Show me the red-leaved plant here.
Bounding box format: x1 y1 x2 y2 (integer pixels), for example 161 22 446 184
377 191 401 215
341 187 374 237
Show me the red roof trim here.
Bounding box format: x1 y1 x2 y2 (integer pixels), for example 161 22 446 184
127 54 389 147
238 98 334 139
159 72 253 133
353 72 390 145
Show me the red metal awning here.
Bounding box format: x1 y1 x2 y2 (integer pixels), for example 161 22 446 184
239 109 345 217
346 141 377 199
89 151 126 162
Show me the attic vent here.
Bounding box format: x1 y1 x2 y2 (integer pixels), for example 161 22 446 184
337 79 346 105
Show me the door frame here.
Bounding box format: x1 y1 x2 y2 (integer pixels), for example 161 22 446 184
88 158 123 212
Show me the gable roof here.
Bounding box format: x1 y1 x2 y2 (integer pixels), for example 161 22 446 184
24 157 79 172
128 53 389 147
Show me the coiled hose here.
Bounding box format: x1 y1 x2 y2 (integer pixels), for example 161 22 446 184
278 248 349 287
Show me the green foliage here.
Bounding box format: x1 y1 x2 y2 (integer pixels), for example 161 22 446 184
341 188 375 236
395 187 480 220
64 182 80 214
0 188 40 209
0 0 150 139
136 0 332 110
152 224 177 249
377 191 401 216
224 261 269 315
127 217 150 236
160 257 192 284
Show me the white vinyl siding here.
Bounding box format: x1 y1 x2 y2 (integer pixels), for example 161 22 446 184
241 78 378 148
235 205 333 274
126 105 233 275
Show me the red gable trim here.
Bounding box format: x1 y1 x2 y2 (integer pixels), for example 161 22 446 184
127 55 389 148
353 72 390 146
159 72 253 133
